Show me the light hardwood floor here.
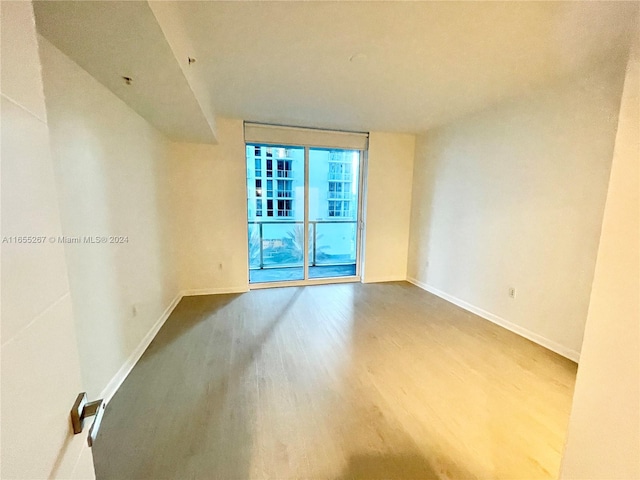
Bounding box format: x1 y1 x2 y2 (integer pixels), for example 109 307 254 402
93 282 577 479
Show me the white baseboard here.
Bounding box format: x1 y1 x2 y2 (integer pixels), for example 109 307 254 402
181 286 249 296
363 275 406 284
99 291 183 404
406 277 580 363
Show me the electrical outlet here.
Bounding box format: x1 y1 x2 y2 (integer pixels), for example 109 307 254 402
132 304 138 317
508 287 516 299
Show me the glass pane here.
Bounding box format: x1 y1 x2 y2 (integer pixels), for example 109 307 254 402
247 144 305 283
308 148 360 279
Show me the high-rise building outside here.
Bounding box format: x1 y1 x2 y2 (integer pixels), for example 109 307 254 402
246 145 360 270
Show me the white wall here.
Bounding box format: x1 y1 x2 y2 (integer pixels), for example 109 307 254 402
407 59 627 360
39 38 180 399
169 125 415 291
170 125 415 291
363 132 415 283
1 2 94 478
169 119 249 295
560 41 639 479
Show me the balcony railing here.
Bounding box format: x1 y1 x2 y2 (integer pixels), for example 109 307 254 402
248 220 357 270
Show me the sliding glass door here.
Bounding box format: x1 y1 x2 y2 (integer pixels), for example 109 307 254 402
308 148 360 279
246 144 363 285
247 145 305 283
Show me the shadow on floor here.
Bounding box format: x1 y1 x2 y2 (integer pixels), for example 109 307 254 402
336 453 442 480
93 289 304 479
140 293 242 360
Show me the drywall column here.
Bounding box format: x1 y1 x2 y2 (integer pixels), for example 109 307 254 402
363 132 415 283
169 118 249 295
560 43 639 479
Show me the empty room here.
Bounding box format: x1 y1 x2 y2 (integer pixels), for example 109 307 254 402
1 1 638 479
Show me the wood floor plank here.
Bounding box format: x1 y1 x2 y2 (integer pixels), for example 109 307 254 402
93 282 576 479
